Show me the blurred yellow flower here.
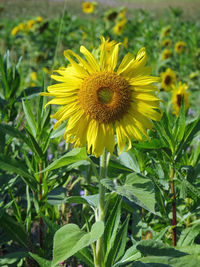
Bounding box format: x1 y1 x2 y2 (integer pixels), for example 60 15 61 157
162 38 172 47
42 36 161 157
172 82 190 116
161 26 171 38
161 49 172 60
161 68 176 91
105 10 118 21
36 16 44 23
123 37 128 48
113 18 127 35
27 19 35 30
119 7 126 18
30 72 37 81
11 26 19 36
175 41 186 53
82 2 94 14
18 22 26 31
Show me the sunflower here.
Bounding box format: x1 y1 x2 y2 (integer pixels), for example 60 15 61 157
172 82 190 116
82 2 94 14
161 68 176 91
162 38 172 47
11 26 19 36
161 49 172 60
161 26 171 38
113 19 127 35
175 41 186 53
42 37 162 157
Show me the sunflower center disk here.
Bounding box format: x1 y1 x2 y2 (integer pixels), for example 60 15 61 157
165 75 171 85
79 72 131 123
97 87 114 104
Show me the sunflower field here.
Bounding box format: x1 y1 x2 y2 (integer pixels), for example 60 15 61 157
1 0 200 266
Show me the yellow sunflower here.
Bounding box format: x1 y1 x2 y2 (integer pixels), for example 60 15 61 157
82 2 94 14
11 26 19 36
162 38 172 47
172 82 190 116
175 41 186 53
113 19 127 35
42 37 162 157
161 49 172 60
161 26 171 38
161 68 176 91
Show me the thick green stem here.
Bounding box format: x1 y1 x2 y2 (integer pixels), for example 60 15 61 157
95 149 108 267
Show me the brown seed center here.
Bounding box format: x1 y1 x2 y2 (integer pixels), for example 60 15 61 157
78 72 131 123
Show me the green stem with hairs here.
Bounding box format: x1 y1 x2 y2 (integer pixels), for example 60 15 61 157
95 149 108 267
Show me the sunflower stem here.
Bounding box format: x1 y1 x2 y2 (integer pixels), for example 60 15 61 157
170 166 177 246
95 149 108 267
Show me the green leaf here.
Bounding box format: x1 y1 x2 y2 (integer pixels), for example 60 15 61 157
113 245 141 267
40 148 88 172
17 86 41 101
22 98 37 138
0 155 37 189
104 196 121 262
29 253 51 267
136 240 187 257
75 247 94 267
173 96 185 145
0 123 30 147
25 127 44 159
52 221 104 266
176 115 200 162
139 255 200 267
101 172 156 213
0 212 28 248
118 149 140 172
177 223 200 246
106 215 130 266
133 139 167 150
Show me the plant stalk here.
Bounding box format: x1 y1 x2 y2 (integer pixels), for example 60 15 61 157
39 163 43 249
170 166 177 246
95 149 108 267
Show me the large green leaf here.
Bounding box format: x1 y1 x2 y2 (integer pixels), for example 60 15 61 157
40 148 88 172
52 221 104 266
101 172 156 213
139 255 200 267
136 240 187 257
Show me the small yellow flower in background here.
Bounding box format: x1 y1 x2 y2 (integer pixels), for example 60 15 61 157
27 19 35 30
69 32 75 38
189 71 199 79
172 82 190 116
19 22 26 31
82 2 95 14
30 72 37 81
123 37 128 49
161 49 172 60
11 26 19 36
161 68 176 91
162 38 172 47
105 9 118 21
42 36 162 157
31 82 36 87
36 16 44 23
161 25 171 38
119 7 126 18
113 18 127 35
175 41 186 53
